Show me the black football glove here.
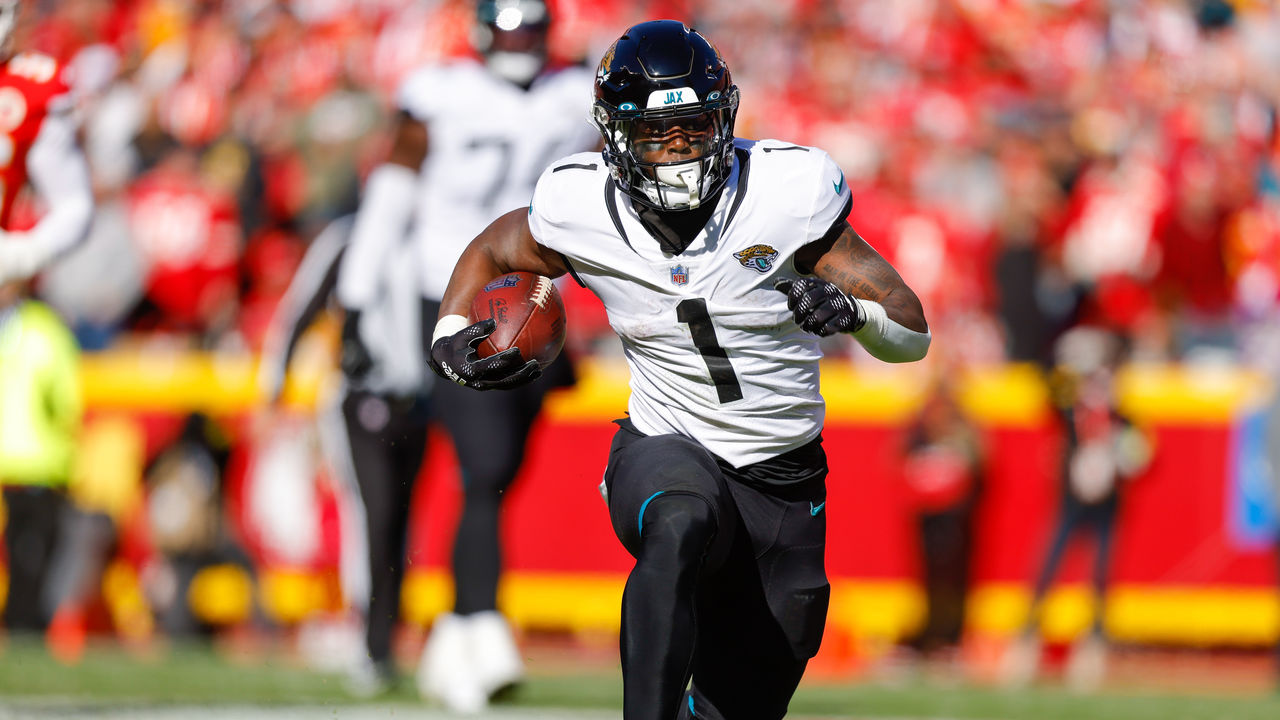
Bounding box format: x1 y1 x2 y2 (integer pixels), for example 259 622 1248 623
773 277 866 337
429 318 541 391
340 310 374 380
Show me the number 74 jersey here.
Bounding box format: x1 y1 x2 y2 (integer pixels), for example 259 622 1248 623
397 59 599 301
530 138 853 467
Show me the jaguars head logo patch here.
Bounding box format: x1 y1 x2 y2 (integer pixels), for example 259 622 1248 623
596 41 617 81
733 245 779 274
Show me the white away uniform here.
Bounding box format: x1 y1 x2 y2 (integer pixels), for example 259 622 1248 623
397 59 599 301
529 139 853 467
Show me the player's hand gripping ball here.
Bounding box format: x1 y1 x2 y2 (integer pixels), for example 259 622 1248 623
428 272 566 391
468 271 567 369
774 277 866 337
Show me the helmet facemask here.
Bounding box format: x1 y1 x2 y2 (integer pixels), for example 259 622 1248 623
594 87 739 212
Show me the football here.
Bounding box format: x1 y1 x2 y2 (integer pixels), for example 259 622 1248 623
468 271 567 370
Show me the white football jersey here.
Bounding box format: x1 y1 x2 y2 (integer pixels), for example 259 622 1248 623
529 139 853 467
398 59 598 300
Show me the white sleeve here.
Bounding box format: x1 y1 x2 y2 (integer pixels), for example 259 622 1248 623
335 163 418 310
0 112 93 282
805 150 852 244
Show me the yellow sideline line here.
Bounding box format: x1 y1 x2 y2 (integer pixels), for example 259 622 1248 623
9 563 1275 647
79 352 1271 426
372 570 1280 647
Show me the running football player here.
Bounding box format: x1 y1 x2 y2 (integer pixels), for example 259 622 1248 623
430 20 929 719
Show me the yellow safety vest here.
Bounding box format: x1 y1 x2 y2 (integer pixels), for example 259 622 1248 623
0 300 80 487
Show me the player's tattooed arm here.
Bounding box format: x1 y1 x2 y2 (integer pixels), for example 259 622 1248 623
796 221 928 334
438 208 568 320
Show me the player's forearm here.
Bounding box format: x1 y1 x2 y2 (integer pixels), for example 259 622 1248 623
438 208 565 321
809 226 930 362
438 238 507 321
874 289 928 335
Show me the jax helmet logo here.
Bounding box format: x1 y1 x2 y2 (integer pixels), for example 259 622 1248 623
670 265 689 286
483 275 523 292
733 245 779 273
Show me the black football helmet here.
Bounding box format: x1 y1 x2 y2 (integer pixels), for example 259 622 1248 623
474 0 550 86
593 20 739 211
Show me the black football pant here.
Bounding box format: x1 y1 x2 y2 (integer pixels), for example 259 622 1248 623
2 486 66 632
424 299 571 616
341 389 430 665
603 420 830 720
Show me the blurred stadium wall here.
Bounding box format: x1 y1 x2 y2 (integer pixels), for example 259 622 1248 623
0 349 1272 661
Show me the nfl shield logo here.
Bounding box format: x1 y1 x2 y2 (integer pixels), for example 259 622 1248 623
670 265 689 286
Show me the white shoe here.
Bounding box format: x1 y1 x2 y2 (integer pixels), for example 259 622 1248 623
468 611 525 697
416 613 487 713
344 655 394 698
999 633 1041 689
1066 634 1108 693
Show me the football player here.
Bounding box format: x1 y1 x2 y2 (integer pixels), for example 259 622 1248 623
429 20 929 720
334 0 598 708
0 0 93 286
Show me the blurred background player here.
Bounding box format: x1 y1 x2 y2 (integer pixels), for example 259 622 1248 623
262 209 427 697
0 0 93 638
900 378 983 659
0 0 93 286
335 0 598 709
1002 325 1153 691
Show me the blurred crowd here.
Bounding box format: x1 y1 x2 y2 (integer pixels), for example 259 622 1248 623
0 0 1278 674
9 0 1275 368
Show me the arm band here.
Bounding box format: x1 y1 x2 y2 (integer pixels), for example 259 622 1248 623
851 299 931 363
432 314 471 345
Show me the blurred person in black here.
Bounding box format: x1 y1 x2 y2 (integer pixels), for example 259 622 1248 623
900 378 982 658
337 0 596 710
259 213 427 696
1001 325 1152 691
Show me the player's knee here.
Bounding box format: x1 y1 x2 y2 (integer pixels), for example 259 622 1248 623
639 493 718 564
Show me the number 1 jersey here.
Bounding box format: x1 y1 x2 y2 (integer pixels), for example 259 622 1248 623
529 139 853 467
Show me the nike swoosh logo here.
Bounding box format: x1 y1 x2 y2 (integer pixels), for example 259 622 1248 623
810 501 825 516
832 172 845 195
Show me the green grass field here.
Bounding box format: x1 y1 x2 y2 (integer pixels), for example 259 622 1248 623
1 638 1278 719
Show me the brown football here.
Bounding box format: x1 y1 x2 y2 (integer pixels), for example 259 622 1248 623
468 271 566 369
